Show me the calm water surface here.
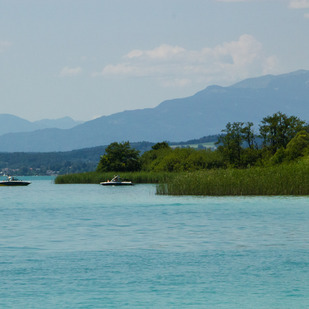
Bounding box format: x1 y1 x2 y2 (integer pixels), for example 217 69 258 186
0 177 308 308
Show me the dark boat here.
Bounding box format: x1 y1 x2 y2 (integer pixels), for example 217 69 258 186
0 176 31 186
100 175 133 186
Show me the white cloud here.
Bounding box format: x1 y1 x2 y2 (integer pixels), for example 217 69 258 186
127 44 186 60
0 41 12 52
59 66 82 77
95 35 279 88
289 0 309 8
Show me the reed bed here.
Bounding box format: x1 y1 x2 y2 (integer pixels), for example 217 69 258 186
54 171 173 184
157 161 309 196
55 161 309 196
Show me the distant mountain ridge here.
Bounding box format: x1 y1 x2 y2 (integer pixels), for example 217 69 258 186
0 70 309 152
33 117 83 130
0 114 82 136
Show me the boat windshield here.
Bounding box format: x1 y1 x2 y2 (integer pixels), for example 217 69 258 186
111 175 121 182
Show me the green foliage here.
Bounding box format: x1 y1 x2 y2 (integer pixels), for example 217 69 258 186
270 147 286 165
241 122 255 149
151 141 170 150
155 148 193 172
96 141 141 172
157 160 309 196
141 147 225 172
140 145 173 171
285 130 309 160
240 147 263 167
216 113 308 168
269 130 309 165
217 121 256 167
59 112 309 192
55 171 105 184
259 112 306 153
0 151 100 176
184 149 225 171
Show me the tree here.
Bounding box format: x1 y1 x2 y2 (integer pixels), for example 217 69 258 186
96 142 141 172
140 141 172 171
216 122 255 167
151 141 170 150
259 112 306 153
285 130 309 161
241 122 255 149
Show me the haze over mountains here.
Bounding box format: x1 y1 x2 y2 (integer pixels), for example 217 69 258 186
0 115 82 136
1 70 309 152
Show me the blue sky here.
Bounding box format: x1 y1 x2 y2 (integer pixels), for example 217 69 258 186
1 0 309 121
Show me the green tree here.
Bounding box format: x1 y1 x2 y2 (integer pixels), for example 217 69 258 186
140 142 172 171
96 142 141 172
241 122 255 149
270 147 286 165
185 149 225 171
155 148 193 172
151 141 170 150
217 122 255 167
259 112 306 153
285 130 309 161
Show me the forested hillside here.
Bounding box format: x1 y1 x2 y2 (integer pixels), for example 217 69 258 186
0 142 154 175
0 136 219 176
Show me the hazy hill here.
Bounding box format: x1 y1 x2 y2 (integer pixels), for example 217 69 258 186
0 114 35 135
0 114 82 136
33 117 83 130
0 70 308 152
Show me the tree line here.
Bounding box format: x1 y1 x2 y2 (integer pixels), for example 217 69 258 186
0 142 155 176
97 112 309 173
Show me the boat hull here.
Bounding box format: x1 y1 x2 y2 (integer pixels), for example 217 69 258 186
0 181 31 186
100 181 133 186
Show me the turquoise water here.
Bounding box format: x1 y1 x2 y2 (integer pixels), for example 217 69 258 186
0 177 308 308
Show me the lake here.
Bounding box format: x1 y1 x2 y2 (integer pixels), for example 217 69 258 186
0 177 308 308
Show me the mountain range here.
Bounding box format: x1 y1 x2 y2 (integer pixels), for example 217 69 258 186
0 115 82 136
1 69 309 152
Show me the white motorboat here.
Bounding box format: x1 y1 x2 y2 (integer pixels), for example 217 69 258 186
100 175 133 186
0 176 31 186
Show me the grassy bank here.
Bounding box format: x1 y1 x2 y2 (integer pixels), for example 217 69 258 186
55 160 309 196
157 161 309 196
54 171 173 184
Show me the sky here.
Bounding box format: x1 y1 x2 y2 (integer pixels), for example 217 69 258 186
0 0 309 122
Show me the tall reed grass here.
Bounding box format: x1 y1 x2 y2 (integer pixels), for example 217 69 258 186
157 161 309 196
54 171 173 184
55 160 309 196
